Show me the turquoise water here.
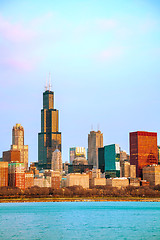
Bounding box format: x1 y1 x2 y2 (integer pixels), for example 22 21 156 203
0 201 160 240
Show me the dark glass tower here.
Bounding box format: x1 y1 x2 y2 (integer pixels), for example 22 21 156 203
38 89 61 169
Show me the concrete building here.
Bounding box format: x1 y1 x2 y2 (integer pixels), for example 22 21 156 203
69 147 86 164
88 130 103 168
66 173 89 188
25 171 34 189
120 161 136 178
8 163 25 190
106 178 129 189
34 176 51 188
121 161 130 178
89 169 106 187
143 165 160 186
38 86 61 170
51 149 62 173
130 131 158 178
11 124 28 170
0 162 8 187
130 165 136 178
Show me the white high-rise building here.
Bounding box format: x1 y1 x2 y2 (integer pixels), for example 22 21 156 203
51 149 62 173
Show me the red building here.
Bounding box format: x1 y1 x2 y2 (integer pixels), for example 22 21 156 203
130 131 158 178
3 150 20 163
8 163 25 190
51 171 61 189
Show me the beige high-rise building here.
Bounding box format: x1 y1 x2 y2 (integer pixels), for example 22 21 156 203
143 165 160 186
120 161 136 178
88 130 103 168
51 149 62 173
11 124 28 170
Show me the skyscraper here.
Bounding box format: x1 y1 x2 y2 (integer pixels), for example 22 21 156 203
11 124 28 170
130 131 158 178
38 86 61 170
51 149 62 173
98 144 120 177
88 130 103 168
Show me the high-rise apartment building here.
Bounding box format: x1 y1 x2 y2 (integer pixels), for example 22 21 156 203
130 131 158 178
38 88 61 170
88 130 103 168
11 124 28 170
51 149 62 172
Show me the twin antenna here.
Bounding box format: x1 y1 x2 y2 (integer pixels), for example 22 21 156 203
91 124 100 131
45 72 52 91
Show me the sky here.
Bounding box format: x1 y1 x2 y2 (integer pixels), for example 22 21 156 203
0 0 160 164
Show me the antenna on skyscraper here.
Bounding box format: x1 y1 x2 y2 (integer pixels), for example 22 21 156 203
49 72 51 91
97 123 100 131
45 73 48 91
91 124 93 130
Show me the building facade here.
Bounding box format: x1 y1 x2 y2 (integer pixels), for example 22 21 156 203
11 124 28 170
120 161 136 178
25 171 34 189
143 165 160 186
88 130 103 168
66 173 89 188
0 162 8 187
98 144 120 178
8 163 25 190
130 131 158 178
51 149 62 173
3 150 20 163
51 171 61 189
69 147 86 164
38 88 61 170
106 178 129 189
68 164 93 174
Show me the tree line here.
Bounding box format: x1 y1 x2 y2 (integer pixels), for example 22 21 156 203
0 185 160 198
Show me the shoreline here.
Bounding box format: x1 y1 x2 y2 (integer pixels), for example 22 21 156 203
1 197 160 203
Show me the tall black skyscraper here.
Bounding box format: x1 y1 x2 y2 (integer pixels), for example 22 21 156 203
38 87 61 169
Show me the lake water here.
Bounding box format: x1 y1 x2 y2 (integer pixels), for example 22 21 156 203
0 201 160 240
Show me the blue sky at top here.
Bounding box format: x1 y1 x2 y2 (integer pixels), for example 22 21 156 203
0 0 160 163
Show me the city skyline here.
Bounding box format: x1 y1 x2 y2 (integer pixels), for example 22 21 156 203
0 1 160 164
